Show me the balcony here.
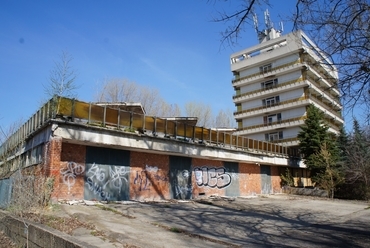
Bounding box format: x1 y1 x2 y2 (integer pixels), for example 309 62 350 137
233 78 307 103
235 116 306 136
301 44 338 79
270 137 300 147
304 63 340 96
309 93 343 121
230 31 305 72
232 60 304 87
234 96 310 119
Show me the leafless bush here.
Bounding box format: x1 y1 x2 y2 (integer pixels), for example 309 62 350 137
9 169 54 220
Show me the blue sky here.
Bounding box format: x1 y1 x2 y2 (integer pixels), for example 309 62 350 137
0 0 300 132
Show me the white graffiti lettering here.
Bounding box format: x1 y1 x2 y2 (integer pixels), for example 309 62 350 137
193 166 231 189
60 162 85 192
174 184 192 198
86 177 111 201
107 166 129 193
145 164 158 173
86 163 106 182
85 163 129 199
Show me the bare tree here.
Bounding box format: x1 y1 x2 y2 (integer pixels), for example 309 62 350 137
214 109 236 128
43 51 79 99
292 0 370 116
95 78 181 117
96 79 237 127
0 119 23 146
184 101 213 127
95 78 138 103
210 0 271 46
136 87 161 116
156 101 182 117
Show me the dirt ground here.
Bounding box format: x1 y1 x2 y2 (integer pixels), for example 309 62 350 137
0 231 17 248
2 194 370 247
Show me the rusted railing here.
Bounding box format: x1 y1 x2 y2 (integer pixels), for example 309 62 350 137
0 97 289 159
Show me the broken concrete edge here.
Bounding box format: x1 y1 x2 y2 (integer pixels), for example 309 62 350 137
0 211 99 248
55 194 269 206
57 199 170 206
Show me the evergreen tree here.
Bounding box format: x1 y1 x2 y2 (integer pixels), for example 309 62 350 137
298 105 330 176
345 119 370 199
298 105 343 192
336 126 349 166
310 142 344 198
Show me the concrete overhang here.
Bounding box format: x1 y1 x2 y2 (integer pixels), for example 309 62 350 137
52 121 290 167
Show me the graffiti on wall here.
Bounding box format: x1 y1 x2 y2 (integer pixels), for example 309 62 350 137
60 162 85 193
85 163 129 201
173 169 192 199
193 166 231 189
134 165 168 191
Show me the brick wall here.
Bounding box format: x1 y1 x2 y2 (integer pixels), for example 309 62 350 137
46 141 281 201
45 137 63 200
57 143 86 200
130 151 170 201
239 163 261 196
271 166 282 194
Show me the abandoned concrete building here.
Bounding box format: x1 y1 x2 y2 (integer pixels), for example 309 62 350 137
0 97 299 204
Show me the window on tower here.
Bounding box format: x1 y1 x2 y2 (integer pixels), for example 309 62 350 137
263 113 282 125
261 78 278 90
260 64 272 73
262 96 280 107
265 131 283 142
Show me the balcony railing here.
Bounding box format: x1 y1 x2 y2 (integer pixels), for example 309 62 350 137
230 39 288 65
232 60 302 84
233 78 305 100
234 96 309 116
0 97 290 160
309 94 342 119
270 137 299 144
237 116 306 132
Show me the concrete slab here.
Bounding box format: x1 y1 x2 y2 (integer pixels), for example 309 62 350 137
48 194 370 248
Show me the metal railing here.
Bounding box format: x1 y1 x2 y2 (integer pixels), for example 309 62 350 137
237 116 306 132
233 78 305 100
232 60 302 84
234 95 309 116
0 97 289 159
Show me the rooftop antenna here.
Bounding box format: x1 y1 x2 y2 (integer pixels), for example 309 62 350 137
279 21 284 33
254 9 283 43
264 9 273 30
253 12 259 33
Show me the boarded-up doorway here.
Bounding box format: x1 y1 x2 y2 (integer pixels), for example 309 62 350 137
260 165 272 194
224 162 240 197
169 156 192 199
84 147 130 201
